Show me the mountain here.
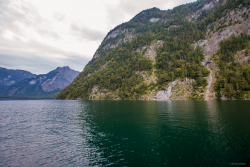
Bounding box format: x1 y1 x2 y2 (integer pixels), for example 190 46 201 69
57 0 250 100
1 66 80 98
0 67 35 91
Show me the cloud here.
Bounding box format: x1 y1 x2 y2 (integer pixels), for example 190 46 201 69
0 51 57 74
0 36 90 74
38 29 61 40
0 0 197 74
53 13 65 21
105 3 127 29
0 0 92 73
0 49 89 74
117 0 195 15
71 23 106 41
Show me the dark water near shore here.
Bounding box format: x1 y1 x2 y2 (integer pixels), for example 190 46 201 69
0 100 250 166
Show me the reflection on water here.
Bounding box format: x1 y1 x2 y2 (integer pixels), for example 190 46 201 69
0 100 250 166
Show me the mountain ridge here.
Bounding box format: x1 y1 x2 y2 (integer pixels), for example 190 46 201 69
57 0 250 100
0 67 35 91
1 66 80 99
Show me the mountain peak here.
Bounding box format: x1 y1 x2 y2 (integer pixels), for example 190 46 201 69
62 66 70 69
56 66 69 70
54 66 79 74
1 66 80 98
0 67 35 91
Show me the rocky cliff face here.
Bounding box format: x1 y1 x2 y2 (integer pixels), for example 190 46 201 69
1 66 79 98
193 5 250 100
194 7 250 56
142 2 250 100
0 67 35 91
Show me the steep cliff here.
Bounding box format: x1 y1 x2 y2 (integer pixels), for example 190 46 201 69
194 4 250 99
57 0 250 100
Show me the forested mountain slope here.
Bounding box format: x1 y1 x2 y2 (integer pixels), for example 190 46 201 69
57 0 250 100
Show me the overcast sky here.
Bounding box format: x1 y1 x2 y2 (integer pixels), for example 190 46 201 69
0 0 196 74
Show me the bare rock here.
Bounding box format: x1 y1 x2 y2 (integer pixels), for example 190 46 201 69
149 18 160 23
93 53 99 59
99 62 108 71
144 40 164 61
194 14 250 57
106 30 120 39
151 80 178 100
88 85 120 100
186 0 218 21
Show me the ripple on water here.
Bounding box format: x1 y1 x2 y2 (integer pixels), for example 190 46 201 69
0 100 250 166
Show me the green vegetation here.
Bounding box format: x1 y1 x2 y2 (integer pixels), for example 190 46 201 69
57 0 250 100
214 33 250 99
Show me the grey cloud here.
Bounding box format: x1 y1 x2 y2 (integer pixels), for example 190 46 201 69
25 39 83 57
0 0 196 75
0 0 61 41
0 51 57 74
118 0 171 14
0 49 88 74
0 34 58 53
0 37 89 74
61 55 89 72
118 0 192 15
53 13 65 21
0 1 42 27
38 29 61 40
71 23 106 41
105 4 127 28
0 0 91 74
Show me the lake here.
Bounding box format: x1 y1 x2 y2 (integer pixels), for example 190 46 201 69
0 100 250 166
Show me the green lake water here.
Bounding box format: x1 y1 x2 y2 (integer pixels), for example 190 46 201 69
0 100 249 166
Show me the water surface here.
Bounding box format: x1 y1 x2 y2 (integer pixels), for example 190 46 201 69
0 100 250 166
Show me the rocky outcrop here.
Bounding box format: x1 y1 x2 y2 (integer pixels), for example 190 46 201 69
137 78 197 100
194 6 250 100
151 81 177 100
151 78 196 100
194 7 250 57
99 62 108 72
144 40 164 61
88 86 120 100
136 46 147 53
102 28 138 50
149 18 160 23
206 6 249 38
93 53 99 59
135 70 158 85
235 50 250 65
204 68 216 100
106 30 121 39
187 0 218 21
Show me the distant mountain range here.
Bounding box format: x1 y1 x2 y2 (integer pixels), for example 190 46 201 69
0 67 35 91
0 66 79 99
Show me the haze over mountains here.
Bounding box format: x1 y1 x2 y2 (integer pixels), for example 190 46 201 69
0 66 79 98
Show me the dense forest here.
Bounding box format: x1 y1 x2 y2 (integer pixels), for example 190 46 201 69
57 0 250 100
214 34 250 99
